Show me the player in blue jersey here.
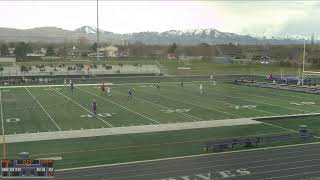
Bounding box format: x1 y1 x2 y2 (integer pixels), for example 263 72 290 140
92 99 97 114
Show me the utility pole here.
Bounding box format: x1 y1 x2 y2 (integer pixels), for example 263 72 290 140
96 0 100 61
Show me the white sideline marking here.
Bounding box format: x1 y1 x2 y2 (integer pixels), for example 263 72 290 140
77 87 161 124
214 85 310 113
0 118 261 143
113 90 204 121
0 90 4 136
51 88 114 127
0 83 114 89
56 141 320 172
25 87 62 131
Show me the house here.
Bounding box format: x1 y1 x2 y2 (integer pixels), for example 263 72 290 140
167 53 177 60
99 46 119 58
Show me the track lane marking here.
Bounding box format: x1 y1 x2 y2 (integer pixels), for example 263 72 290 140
25 87 62 131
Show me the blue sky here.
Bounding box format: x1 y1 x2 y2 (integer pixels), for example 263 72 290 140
0 1 319 38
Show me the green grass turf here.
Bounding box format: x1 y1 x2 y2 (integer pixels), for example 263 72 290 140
2 124 287 169
2 81 320 134
159 60 303 76
259 115 320 137
2 81 320 169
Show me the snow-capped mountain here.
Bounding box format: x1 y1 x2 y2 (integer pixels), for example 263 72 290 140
0 25 311 45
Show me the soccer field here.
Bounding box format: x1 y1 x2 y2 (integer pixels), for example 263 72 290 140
1 80 320 168
1 81 320 135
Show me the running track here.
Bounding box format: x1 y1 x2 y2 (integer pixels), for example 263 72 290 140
54 143 320 180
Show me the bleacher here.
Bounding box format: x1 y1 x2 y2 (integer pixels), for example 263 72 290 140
203 131 313 152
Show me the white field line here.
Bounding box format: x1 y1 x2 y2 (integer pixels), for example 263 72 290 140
160 84 304 133
0 81 203 89
0 90 4 136
56 141 320 172
135 87 241 119
226 83 319 102
112 90 204 121
51 88 114 127
204 84 308 113
25 87 62 131
163 83 278 116
77 87 160 124
218 86 319 112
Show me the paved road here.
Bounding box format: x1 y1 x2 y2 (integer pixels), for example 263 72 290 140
54 143 320 180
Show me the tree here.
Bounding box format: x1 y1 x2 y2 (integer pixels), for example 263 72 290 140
91 42 98 52
14 42 29 61
46 46 55 56
168 43 177 53
0 44 9 56
57 47 67 59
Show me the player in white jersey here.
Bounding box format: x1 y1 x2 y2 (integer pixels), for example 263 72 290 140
200 83 203 95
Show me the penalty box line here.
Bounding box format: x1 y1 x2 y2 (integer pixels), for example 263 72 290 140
51 88 114 128
24 87 62 131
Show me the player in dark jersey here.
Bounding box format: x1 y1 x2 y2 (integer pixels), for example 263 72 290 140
92 99 97 114
180 81 184 88
70 80 74 94
100 83 106 96
156 81 160 90
128 88 133 99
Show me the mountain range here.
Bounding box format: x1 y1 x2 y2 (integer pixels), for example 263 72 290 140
0 25 313 45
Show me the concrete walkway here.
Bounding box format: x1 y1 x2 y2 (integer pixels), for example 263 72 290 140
0 118 261 143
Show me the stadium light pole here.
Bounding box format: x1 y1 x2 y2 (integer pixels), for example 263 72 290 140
302 40 306 86
96 0 100 61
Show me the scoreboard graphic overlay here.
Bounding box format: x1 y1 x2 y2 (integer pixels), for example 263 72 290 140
1 159 54 178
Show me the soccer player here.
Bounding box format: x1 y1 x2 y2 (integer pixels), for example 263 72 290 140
70 80 74 94
128 88 133 99
64 79 67 86
92 99 97 114
100 83 106 96
210 75 213 82
200 83 203 95
180 81 184 88
107 85 111 96
213 79 216 86
156 81 160 90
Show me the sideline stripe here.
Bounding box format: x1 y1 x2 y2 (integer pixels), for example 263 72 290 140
57 141 320 172
0 81 204 89
77 87 160 124
51 88 114 127
25 87 62 131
